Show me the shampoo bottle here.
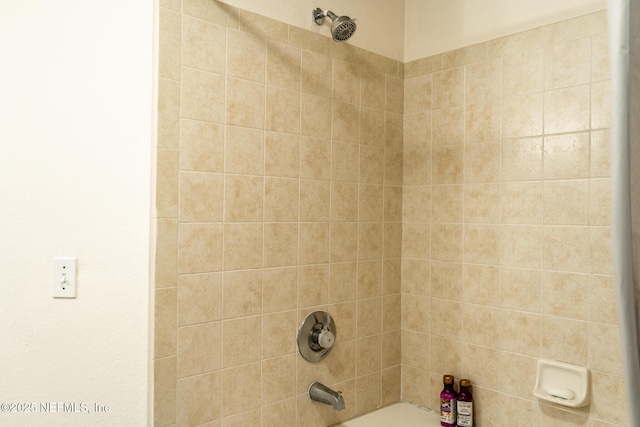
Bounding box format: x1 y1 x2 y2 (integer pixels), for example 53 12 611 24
457 379 473 427
440 374 457 427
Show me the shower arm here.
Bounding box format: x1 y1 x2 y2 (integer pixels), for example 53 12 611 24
313 9 339 25
325 10 338 21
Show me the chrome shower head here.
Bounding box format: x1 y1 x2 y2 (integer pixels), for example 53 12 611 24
312 8 357 42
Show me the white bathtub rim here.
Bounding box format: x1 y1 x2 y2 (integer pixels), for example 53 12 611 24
333 401 441 427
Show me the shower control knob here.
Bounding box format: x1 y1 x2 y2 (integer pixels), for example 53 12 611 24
317 329 335 349
298 311 338 362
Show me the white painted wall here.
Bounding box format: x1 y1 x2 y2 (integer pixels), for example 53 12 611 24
224 0 607 62
405 0 608 61
221 0 406 61
0 1 153 426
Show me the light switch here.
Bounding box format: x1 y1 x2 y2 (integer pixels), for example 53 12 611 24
52 257 77 298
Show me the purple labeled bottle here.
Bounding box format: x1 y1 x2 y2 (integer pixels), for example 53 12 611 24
440 374 457 427
457 379 473 427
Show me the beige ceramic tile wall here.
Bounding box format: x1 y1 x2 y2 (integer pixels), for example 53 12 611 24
155 3 625 426
403 10 627 427
154 0 403 426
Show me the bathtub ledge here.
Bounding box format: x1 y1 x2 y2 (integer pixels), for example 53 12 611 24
335 402 441 427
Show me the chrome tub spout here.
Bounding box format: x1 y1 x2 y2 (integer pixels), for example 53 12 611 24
308 381 345 410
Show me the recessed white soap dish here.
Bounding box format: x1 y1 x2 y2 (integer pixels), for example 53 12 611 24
533 359 590 407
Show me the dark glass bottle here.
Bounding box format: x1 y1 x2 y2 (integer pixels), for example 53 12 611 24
457 379 473 427
440 374 457 427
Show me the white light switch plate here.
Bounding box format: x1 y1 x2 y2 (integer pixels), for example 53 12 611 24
52 257 77 298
